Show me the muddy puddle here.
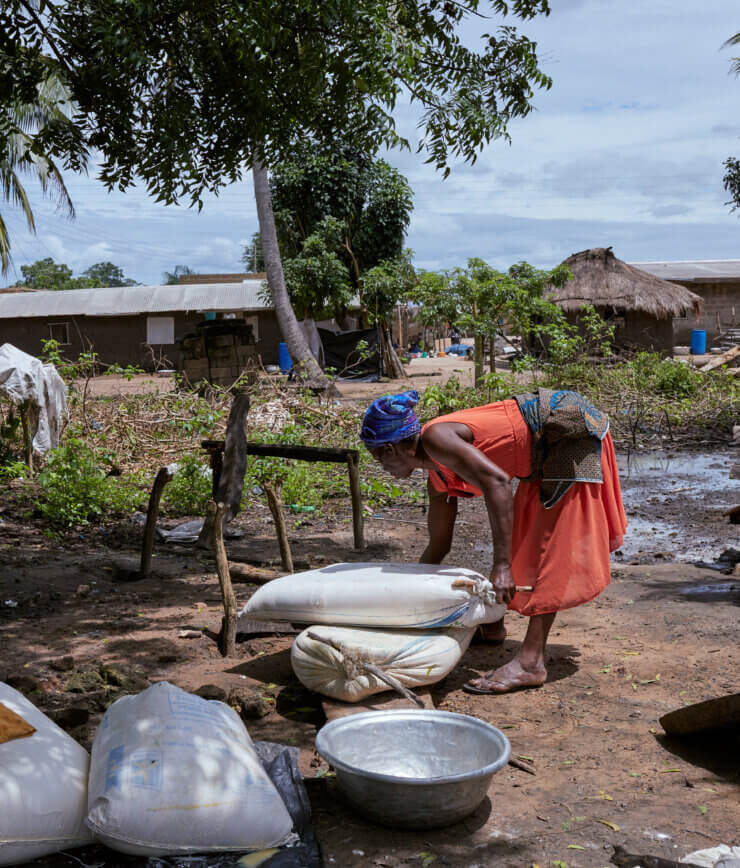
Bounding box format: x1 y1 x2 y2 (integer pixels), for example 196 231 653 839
616 450 738 563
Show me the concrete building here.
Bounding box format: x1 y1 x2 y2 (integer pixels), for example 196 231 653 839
630 259 740 345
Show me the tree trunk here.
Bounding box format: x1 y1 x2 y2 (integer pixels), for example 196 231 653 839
252 157 327 388
489 336 496 373
474 335 483 385
379 324 406 379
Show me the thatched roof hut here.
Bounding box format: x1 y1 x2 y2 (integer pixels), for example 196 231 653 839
549 247 703 319
548 247 703 351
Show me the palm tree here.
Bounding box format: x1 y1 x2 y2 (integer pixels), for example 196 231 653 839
723 32 740 77
0 71 82 274
252 157 327 388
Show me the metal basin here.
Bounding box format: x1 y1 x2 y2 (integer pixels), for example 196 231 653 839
315 709 511 829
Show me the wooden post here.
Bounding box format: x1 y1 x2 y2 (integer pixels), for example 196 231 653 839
19 401 33 474
208 500 237 657
140 466 174 577
346 453 365 549
262 480 294 573
197 391 250 549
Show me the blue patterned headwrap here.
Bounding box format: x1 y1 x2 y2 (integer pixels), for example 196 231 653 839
360 390 421 448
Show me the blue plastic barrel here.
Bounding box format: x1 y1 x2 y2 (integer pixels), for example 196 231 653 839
279 342 292 373
204 311 216 321
690 329 706 355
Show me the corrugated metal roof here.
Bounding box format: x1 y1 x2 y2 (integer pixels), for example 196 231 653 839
630 260 740 282
0 281 269 319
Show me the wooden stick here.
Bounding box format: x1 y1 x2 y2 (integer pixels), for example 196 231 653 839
362 662 425 708
451 579 534 593
508 757 536 775
197 391 250 549
346 453 365 550
19 401 33 474
208 500 237 657
139 466 173 577
263 480 294 573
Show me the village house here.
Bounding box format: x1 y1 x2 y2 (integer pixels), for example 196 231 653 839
0 280 278 371
629 258 740 346
548 247 703 352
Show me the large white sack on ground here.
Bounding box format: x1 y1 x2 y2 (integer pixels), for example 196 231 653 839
86 681 295 856
0 343 67 455
241 562 507 629
292 624 476 702
0 682 93 867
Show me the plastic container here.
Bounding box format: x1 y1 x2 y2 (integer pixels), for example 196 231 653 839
204 311 217 321
279 342 292 373
690 329 707 355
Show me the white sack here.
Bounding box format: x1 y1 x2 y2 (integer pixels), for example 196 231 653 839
241 562 506 629
86 682 295 856
0 682 93 867
292 624 476 702
0 344 67 454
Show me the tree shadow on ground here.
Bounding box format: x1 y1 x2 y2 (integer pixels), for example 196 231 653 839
639 573 740 607
433 641 581 697
227 648 295 685
654 730 740 782
307 775 531 862
227 532 403 568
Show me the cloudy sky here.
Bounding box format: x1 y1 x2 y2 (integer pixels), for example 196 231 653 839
3 0 740 285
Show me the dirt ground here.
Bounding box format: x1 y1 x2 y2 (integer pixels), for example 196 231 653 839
1 432 738 868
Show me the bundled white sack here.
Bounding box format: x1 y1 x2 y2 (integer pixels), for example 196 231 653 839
292 624 476 702
0 343 67 455
0 682 93 867
86 682 295 856
241 562 506 629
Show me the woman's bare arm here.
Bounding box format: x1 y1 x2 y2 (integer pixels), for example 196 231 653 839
419 477 458 564
422 422 515 602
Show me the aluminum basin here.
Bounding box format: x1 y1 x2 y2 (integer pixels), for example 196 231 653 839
315 709 511 829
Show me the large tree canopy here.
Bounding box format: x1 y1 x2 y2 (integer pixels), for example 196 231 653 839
4 0 552 199
2 0 553 382
270 144 413 285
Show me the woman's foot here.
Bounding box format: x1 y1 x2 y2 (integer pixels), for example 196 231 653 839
475 618 506 645
463 657 547 694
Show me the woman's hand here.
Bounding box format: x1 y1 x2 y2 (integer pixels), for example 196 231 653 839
490 563 516 605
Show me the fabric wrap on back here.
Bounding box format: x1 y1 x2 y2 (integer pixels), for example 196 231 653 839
514 389 609 508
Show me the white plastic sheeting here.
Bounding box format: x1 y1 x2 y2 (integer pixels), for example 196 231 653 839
291 624 476 702
241 562 507 629
0 344 67 454
0 682 93 867
86 682 296 857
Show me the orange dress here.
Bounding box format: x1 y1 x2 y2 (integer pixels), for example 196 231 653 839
422 399 628 616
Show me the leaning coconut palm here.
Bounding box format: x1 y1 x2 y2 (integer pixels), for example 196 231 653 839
0 70 85 274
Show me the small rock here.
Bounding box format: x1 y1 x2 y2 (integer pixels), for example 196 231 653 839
229 687 272 720
6 674 39 694
65 669 104 693
193 684 227 702
49 655 75 672
178 630 202 639
51 704 90 729
75 584 92 598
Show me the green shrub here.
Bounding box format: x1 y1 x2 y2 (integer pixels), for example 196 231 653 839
162 452 213 516
37 436 147 526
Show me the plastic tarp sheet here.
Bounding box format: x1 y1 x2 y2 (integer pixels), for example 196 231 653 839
0 343 67 455
317 327 380 379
